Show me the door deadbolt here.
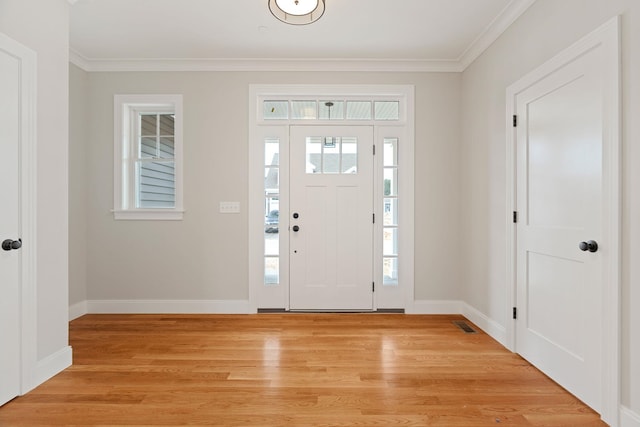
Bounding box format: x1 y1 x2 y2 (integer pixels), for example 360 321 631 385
578 240 598 253
2 238 22 251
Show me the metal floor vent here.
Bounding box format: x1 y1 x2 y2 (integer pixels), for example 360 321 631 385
452 320 477 334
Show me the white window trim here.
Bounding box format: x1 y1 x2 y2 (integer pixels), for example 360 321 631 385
113 94 184 220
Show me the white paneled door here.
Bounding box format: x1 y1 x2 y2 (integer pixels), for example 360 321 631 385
289 126 374 310
515 46 604 411
0 39 22 406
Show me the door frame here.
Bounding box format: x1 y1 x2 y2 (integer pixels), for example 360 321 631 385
0 32 38 397
248 84 415 312
505 17 620 425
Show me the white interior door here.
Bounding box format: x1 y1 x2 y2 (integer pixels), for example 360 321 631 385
515 46 604 411
0 40 23 406
290 126 373 310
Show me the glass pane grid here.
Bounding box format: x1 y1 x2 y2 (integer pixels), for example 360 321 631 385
306 136 358 175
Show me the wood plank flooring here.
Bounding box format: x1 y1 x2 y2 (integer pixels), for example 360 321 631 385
0 314 606 426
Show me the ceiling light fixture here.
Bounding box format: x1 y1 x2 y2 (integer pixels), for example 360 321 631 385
268 0 325 25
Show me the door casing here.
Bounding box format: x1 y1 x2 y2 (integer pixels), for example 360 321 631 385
506 17 620 425
249 85 415 312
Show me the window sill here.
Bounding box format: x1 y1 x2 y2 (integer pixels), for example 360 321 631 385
112 209 185 221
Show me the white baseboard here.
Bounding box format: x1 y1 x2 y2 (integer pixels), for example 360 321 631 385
407 300 462 314
85 299 252 314
622 406 640 427
27 346 72 394
460 302 508 347
69 300 88 320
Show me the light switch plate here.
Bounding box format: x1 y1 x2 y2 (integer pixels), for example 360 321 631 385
219 201 240 214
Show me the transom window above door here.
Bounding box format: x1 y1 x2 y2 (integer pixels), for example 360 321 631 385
262 99 401 121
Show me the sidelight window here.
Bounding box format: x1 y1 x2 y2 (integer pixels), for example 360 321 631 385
383 137 399 285
264 138 280 285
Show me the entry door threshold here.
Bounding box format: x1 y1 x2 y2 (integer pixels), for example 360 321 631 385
258 308 404 314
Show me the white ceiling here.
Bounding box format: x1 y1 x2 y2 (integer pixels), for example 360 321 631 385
69 0 536 72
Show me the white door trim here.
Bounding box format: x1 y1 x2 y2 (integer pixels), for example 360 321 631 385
505 17 620 426
0 32 39 396
248 85 415 312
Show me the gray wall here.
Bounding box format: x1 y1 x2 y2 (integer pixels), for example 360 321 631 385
69 63 88 307
460 0 640 414
68 71 462 303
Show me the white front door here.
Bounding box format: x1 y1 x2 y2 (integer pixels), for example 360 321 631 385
0 39 23 406
515 45 604 411
289 126 374 310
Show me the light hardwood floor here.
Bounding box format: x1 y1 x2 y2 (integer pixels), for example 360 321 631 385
0 314 605 426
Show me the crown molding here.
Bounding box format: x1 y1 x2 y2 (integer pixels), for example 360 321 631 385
69 52 464 73
458 0 537 69
69 0 536 73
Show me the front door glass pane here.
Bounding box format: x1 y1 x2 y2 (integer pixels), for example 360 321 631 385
322 137 340 174
306 137 322 173
341 137 358 174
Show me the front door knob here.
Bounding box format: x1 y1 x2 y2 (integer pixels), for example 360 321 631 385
2 238 22 251
579 240 598 253
292 225 300 232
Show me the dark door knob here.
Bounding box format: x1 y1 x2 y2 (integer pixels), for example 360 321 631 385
2 238 22 251
293 212 299 219
292 225 300 232
579 240 598 253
